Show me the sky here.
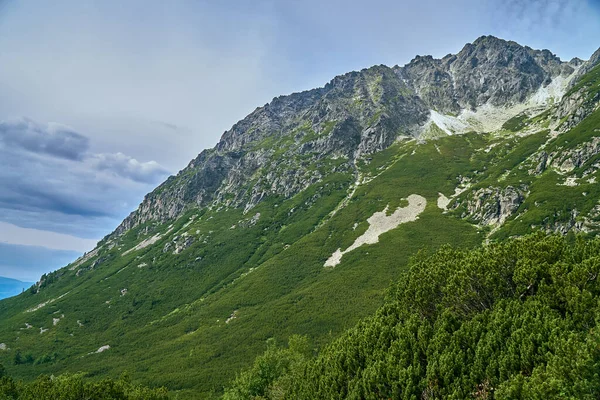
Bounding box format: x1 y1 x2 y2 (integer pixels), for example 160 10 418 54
0 0 599 281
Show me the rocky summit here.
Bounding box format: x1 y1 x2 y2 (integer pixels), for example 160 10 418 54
1 36 600 399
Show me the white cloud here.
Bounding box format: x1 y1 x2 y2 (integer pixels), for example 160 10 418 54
88 152 170 183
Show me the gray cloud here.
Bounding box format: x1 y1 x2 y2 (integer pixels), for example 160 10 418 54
0 116 171 239
0 117 170 184
0 117 89 160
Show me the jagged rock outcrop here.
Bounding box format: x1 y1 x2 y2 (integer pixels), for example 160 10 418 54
458 185 528 226
397 36 573 114
568 47 600 88
549 136 600 172
554 47 600 131
539 209 590 235
555 85 600 133
529 151 548 175
163 234 195 254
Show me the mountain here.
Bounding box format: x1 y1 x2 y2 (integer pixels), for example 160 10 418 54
111 36 585 234
0 277 32 300
1 36 600 399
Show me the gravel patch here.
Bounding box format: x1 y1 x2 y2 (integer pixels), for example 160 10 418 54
325 194 426 267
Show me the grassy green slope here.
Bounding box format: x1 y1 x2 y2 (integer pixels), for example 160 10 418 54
0 134 491 398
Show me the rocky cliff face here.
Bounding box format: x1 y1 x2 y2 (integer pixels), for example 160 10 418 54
569 47 600 88
115 65 431 234
112 36 599 238
398 36 574 114
457 185 528 226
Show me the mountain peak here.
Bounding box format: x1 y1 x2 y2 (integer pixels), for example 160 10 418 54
472 34 510 45
466 35 528 52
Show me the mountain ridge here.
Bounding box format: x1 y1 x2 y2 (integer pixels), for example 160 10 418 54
111 35 600 240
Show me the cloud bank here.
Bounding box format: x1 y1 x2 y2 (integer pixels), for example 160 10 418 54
0 117 171 240
0 118 90 160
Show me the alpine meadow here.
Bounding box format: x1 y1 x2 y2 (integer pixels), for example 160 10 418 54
2 33 600 399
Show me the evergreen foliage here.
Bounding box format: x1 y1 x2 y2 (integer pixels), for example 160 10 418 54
0 367 168 399
226 234 600 399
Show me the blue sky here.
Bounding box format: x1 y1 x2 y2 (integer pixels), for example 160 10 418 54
0 0 599 281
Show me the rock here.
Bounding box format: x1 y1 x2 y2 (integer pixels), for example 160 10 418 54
530 151 548 175
543 209 587 235
173 236 194 254
397 36 568 113
459 185 527 225
567 47 600 89
554 88 600 133
550 137 600 172
91 257 107 269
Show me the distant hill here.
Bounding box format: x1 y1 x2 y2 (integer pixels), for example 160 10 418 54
0 277 33 300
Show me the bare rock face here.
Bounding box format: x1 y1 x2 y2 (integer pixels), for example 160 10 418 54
554 47 600 131
397 55 459 114
459 185 528 226
163 235 195 255
397 36 570 114
549 137 600 173
568 47 600 89
555 87 600 133
529 151 548 175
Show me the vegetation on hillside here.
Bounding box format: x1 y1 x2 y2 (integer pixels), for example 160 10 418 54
224 234 600 399
0 367 168 399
